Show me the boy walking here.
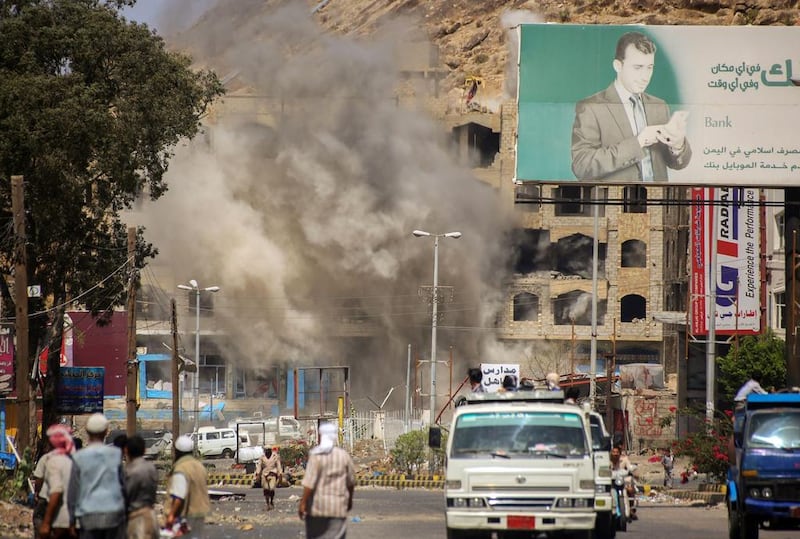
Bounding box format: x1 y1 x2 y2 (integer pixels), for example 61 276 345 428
661 448 674 489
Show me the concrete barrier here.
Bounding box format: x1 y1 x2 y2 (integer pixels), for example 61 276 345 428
205 472 445 489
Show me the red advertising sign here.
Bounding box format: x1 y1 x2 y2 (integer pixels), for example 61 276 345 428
0 330 14 395
690 188 707 335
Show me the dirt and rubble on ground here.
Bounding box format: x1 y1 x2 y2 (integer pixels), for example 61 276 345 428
0 500 33 538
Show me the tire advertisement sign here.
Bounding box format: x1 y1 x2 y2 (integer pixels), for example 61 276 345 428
517 24 800 185
690 187 760 335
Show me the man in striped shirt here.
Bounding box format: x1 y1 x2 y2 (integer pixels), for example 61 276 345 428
298 422 355 539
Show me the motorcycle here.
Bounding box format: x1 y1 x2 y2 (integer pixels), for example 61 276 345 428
611 465 638 531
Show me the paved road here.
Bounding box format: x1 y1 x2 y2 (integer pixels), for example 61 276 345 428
196 485 800 539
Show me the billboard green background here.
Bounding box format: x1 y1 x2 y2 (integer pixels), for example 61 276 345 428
517 25 680 182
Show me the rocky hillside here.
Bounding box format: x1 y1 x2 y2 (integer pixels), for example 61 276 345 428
177 0 800 102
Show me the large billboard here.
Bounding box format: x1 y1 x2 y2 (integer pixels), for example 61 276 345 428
691 187 760 335
517 24 800 186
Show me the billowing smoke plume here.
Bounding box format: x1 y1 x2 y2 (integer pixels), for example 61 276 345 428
501 10 545 98
130 1 517 398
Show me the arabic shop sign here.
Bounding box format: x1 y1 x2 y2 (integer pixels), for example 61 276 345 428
0 329 12 395
57 367 104 414
480 363 520 393
517 24 800 185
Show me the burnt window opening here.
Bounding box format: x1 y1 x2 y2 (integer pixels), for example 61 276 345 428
340 299 369 324
186 290 217 317
555 186 606 217
620 294 647 322
515 184 541 212
623 185 648 213
666 282 686 312
621 239 647 268
137 285 170 321
451 122 500 168
513 293 540 322
554 234 606 278
510 229 550 274
553 290 607 325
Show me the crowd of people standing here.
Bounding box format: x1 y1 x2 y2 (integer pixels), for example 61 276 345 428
30 414 356 539
31 413 210 539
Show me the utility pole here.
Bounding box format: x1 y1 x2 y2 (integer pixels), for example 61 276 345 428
171 299 179 460
706 199 719 423
786 188 800 387
606 318 617 434
11 176 31 452
589 185 600 408
125 227 138 436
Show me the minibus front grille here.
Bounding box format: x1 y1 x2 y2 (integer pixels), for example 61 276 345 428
486 497 556 510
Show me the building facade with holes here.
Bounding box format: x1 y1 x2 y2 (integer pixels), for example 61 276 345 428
443 102 687 372
441 99 688 447
121 45 690 446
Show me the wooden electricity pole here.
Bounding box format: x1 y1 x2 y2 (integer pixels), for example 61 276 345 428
171 299 180 460
125 227 138 435
787 188 800 387
11 176 32 451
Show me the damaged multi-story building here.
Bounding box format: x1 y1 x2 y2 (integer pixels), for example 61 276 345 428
124 24 689 449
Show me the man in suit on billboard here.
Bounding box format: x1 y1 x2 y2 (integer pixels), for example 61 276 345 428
571 31 692 182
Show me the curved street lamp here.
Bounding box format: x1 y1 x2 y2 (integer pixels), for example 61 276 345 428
412 230 461 424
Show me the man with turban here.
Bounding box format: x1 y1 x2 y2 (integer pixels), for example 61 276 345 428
38 424 75 539
298 423 355 539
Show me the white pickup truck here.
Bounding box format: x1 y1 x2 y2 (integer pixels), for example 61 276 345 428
228 415 303 446
432 390 598 539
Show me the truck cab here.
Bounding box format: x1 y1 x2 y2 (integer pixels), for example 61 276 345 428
727 391 800 539
587 409 615 539
435 390 597 539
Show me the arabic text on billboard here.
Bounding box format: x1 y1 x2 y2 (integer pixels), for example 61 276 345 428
517 24 800 185
57 367 104 415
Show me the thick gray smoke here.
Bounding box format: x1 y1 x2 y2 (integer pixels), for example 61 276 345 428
129 1 515 398
501 10 545 99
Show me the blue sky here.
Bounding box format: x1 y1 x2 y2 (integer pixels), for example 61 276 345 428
120 0 215 34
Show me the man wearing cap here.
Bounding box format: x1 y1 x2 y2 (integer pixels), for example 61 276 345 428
298 423 355 539
68 413 126 539
166 435 210 538
254 446 283 510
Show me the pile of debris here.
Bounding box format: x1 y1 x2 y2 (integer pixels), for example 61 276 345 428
0 500 32 538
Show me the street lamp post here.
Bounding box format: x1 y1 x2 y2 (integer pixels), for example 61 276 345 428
412 230 461 424
178 279 220 452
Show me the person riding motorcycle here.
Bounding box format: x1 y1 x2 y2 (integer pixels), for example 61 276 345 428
610 444 638 521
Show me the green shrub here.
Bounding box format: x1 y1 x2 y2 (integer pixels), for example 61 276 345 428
279 442 309 468
391 429 447 475
0 447 33 503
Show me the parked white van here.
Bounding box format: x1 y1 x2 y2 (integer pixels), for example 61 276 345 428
191 427 250 458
